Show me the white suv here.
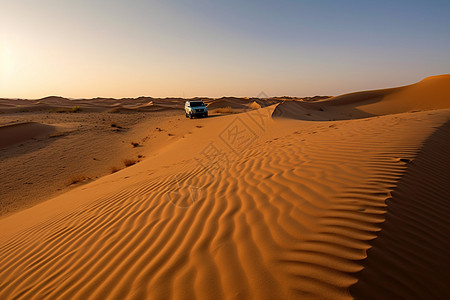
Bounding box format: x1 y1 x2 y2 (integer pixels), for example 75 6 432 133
185 100 208 119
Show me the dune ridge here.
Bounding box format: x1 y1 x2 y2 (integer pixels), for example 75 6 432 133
1 76 449 299
273 74 450 120
0 96 280 114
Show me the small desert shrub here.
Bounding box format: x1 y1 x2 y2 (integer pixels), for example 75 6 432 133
131 142 140 147
123 159 137 167
137 154 143 159
56 106 81 113
69 175 88 185
71 106 81 112
111 122 122 128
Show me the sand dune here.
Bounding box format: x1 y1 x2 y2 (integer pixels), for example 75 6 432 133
0 122 55 149
350 120 450 299
273 74 450 120
0 77 449 299
206 98 252 110
0 111 183 216
205 97 278 110
0 96 279 114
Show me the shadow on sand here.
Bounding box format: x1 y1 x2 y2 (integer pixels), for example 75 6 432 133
349 120 450 299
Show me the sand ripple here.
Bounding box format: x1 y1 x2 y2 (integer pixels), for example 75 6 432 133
1 107 449 299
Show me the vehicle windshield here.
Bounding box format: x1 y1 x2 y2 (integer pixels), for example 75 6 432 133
189 102 204 107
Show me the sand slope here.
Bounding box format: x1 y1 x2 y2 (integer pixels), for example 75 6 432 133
350 120 450 299
0 122 55 149
0 77 449 299
0 111 190 216
273 74 450 120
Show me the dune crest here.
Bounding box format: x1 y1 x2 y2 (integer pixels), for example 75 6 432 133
273 74 450 120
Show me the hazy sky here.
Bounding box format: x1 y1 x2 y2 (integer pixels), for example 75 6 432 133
1 0 449 99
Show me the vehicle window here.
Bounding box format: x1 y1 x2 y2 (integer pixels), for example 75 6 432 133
190 102 204 107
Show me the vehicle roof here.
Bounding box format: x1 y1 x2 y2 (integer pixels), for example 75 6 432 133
186 100 205 103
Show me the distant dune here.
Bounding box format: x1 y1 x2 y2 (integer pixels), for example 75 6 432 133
0 95 281 114
273 74 450 120
0 76 449 299
0 122 55 149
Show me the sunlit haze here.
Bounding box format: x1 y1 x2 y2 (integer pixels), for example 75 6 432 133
1 0 449 99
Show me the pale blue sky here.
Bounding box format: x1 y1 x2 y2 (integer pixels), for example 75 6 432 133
1 0 449 98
